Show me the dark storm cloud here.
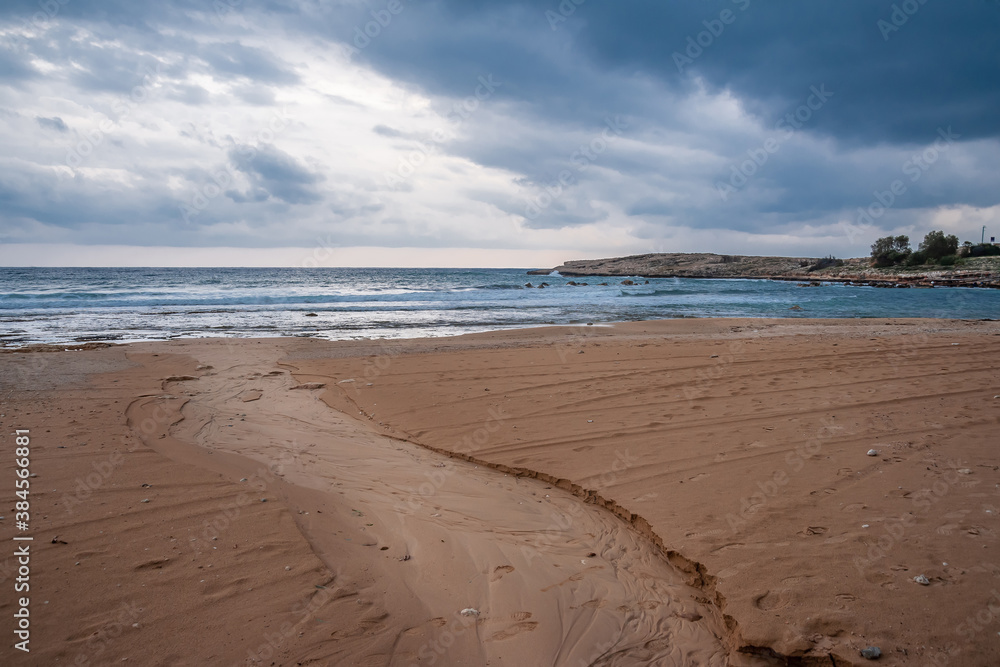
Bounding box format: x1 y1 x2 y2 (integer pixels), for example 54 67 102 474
35 115 67 132
373 124 405 138
227 143 324 205
0 0 998 252
336 0 1000 145
7 0 994 148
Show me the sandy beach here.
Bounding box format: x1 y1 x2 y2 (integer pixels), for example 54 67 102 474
2 318 999 666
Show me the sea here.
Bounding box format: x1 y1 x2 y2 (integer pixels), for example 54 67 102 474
1 267 998 347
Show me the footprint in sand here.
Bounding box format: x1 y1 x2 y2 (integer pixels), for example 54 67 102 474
711 542 745 555
133 557 171 571
752 590 789 611
489 621 538 641
490 565 515 582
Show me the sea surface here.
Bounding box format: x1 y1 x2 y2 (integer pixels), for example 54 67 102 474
1 267 998 347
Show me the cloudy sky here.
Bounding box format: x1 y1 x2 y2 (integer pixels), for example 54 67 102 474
1 0 998 267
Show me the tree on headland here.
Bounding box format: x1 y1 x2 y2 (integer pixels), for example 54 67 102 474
918 230 959 262
870 235 911 267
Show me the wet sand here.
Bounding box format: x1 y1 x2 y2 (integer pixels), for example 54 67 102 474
2 318 999 665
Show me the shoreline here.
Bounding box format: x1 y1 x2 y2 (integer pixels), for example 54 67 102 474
4 313 998 353
2 318 999 665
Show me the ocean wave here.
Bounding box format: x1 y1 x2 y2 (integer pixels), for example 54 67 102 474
0 267 996 347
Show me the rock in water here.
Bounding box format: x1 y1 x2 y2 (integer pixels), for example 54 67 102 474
860 646 881 660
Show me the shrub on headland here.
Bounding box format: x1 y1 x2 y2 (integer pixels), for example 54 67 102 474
918 230 959 262
961 243 1000 258
870 235 911 267
873 230 968 268
809 255 843 271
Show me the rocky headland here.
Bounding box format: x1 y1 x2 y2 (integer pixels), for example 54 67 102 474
528 253 1000 288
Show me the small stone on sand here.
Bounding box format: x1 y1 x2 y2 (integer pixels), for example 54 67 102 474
860 646 881 660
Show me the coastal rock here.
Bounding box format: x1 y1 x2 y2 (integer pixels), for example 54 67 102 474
860 646 881 660
290 382 326 390
621 280 634 285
